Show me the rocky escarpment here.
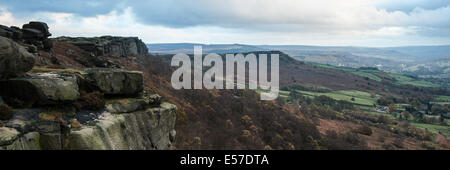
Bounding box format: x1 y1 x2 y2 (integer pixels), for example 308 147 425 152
0 21 53 51
0 36 36 80
53 36 148 58
1 21 58 67
0 67 177 150
0 22 176 150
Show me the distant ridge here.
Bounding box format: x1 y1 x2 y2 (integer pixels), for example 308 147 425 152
149 43 450 60
149 43 450 80
383 45 450 61
148 43 264 54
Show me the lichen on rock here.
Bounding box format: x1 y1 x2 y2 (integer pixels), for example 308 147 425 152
84 68 143 96
0 127 20 146
0 21 177 150
105 98 147 114
67 103 176 150
0 36 35 80
53 36 148 58
0 72 80 106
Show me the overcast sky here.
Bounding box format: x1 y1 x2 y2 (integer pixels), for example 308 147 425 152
1 0 450 47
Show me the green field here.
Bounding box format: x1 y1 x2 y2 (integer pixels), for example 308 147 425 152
435 95 450 102
278 85 450 138
431 102 450 105
312 63 383 81
431 96 450 105
388 73 439 87
410 122 450 137
312 63 440 88
280 89 379 107
279 90 290 98
369 111 450 137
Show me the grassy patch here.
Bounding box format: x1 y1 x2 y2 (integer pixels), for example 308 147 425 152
435 95 450 102
311 63 383 82
352 70 383 82
281 89 379 107
28 67 85 75
388 73 439 87
410 122 450 137
431 102 450 105
306 90 378 106
312 63 440 87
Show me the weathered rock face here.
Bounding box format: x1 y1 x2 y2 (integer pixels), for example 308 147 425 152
0 25 23 40
67 103 176 150
0 127 20 146
0 72 80 106
0 36 36 80
2 108 72 150
105 98 148 114
0 21 53 51
0 102 177 150
0 97 14 120
0 67 176 150
143 93 162 106
22 22 52 40
0 132 41 150
53 36 148 58
0 21 176 150
84 68 144 96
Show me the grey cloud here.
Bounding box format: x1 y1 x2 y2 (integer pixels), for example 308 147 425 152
374 0 450 12
0 0 123 16
3 0 450 34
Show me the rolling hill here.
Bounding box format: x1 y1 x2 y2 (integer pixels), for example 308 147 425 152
148 43 264 54
150 43 450 82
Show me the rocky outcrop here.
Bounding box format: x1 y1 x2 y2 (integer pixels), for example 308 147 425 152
67 103 176 150
105 98 148 114
0 67 176 150
0 36 36 80
0 21 53 51
0 72 80 106
0 21 176 150
0 127 20 146
2 22 148 68
0 68 144 106
84 68 144 96
1 101 177 150
53 36 148 58
0 132 40 150
22 22 52 40
0 25 21 40
144 94 162 106
1 22 55 68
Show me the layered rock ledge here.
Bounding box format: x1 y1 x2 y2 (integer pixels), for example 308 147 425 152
0 36 35 80
84 68 144 96
1 102 176 150
0 68 177 150
67 103 176 150
0 22 175 150
53 36 148 58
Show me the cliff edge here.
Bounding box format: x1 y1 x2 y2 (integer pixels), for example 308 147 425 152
0 22 176 150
